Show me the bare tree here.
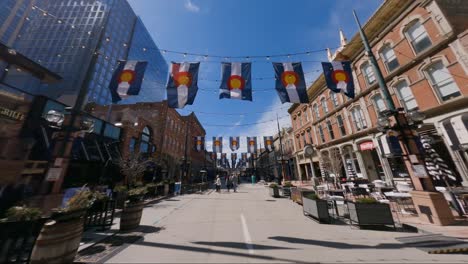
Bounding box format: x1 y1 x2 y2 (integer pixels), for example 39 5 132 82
319 148 343 187
114 153 155 186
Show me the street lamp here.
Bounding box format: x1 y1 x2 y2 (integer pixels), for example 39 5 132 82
44 110 65 128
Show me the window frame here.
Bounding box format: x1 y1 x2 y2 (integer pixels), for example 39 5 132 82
321 97 329 114
404 20 432 54
361 61 376 86
326 120 335 140
350 106 368 132
424 61 461 102
330 92 339 108
394 80 418 111
336 115 346 136
380 44 400 73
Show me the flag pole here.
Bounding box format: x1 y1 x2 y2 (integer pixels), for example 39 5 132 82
277 114 287 183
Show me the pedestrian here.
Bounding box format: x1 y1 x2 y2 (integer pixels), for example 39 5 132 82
226 176 232 192
215 175 221 193
251 174 256 185
231 174 238 192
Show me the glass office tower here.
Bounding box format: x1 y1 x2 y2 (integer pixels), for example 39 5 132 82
0 0 35 46
12 0 167 106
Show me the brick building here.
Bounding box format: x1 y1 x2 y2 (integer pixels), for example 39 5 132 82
289 0 468 187
90 101 207 183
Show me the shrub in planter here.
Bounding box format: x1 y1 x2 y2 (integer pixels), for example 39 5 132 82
302 193 330 223
269 183 280 198
348 197 394 227
31 188 96 264
146 183 158 198
1 206 47 264
120 187 147 231
156 182 165 197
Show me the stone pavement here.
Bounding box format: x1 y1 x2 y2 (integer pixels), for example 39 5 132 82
77 184 467 263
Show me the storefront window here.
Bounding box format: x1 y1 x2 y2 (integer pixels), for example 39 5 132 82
140 126 151 153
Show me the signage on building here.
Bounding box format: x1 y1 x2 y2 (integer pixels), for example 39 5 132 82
359 142 374 151
46 167 62 181
412 165 428 178
0 106 25 121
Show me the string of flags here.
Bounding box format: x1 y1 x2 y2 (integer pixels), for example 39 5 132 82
109 60 356 105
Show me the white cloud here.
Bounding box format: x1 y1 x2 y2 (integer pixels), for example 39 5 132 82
184 0 200 13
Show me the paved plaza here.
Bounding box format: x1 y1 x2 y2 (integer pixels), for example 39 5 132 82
75 183 468 263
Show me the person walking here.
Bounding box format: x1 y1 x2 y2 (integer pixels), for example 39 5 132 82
251 174 256 185
231 174 238 192
215 175 221 193
226 176 232 192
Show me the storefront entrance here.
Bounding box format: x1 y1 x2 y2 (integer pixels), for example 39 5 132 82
359 141 385 181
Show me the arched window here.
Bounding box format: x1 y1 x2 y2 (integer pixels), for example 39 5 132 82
313 104 320 119
380 44 399 72
405 20 432 54
326 120 335 140
140 126 152 153
336 115 346 136
318 125 325 143
371 94 387 114
425 61 460 101
394 80 418 111
350 106 367 131
330 92 339 108
321 97 329 114
361 62 376 86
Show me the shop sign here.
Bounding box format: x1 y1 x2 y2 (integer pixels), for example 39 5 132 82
46 167 62 181
412 165 428 178
359 142 374 151
0 106 25 121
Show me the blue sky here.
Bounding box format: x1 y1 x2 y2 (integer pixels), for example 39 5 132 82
127 0 383 156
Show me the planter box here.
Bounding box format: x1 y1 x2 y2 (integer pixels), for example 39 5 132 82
31 210 86 264
120 201 144 231
291 188 315 205
157 185 165 196
269 187 280 198
0 218 48 264
281 187 292 197
347 202 394 227
164 184 169 196
303 197 331 224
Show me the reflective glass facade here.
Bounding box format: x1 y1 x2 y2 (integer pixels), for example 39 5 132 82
120 18 168 104
0 0 35 46
12 0 167 106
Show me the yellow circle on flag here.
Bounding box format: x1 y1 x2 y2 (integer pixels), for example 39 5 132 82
284 73 297 84
334 72 347 82
230 79 242 89
178 75 190 86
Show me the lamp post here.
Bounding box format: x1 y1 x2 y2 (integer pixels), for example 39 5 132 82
354 10 455 225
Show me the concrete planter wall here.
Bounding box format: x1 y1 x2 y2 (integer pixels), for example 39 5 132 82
303 197 331 224
347 202 394 227
269 187 280 198
281 187 292 197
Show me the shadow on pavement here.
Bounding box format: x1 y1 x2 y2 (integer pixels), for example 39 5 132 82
192 241 295 250
134 240 312 263
268 236 467 250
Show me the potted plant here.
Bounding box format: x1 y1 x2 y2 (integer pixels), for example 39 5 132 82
347 197 394 228
291 188 316 205
0 206 47 264
113 185 128 209
302 193 331 224
156 182 165 197
146 183 158 198
120 186 147 231
281 181 294 197
269 183 280 198
31 188 96 264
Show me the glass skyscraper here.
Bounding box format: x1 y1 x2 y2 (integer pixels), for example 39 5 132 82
0 0 35 46
11 0 167 106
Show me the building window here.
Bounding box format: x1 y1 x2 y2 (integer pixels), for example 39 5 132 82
293 118 297 129
307 129 313 145
405 20 432 54
380 45 399 72
372 94 387 114
395 80 418 111
361 62 376 86
318 125 326 143
298 113 302 127
313 104 320 119
331 92 339 108
351 107 367 131
321 97 328 114
337 115 346 136
302 134 307 148
304 110 309 122
425 61 461 101
140 126 151 153
326 120 335 140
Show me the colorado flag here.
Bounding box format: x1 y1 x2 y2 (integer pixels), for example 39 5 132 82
273 62 309 104
322 61 355 99
219 62 252 101
213 137 223 153
230 136 240 151
167 62 200 108
247 137 257 154
194 136 204 152
264 136 274 152
109 60 148 103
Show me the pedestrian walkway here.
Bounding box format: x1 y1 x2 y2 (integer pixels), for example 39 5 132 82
77 184 467 263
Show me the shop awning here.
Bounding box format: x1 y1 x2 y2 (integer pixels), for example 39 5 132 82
441 113 468 150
